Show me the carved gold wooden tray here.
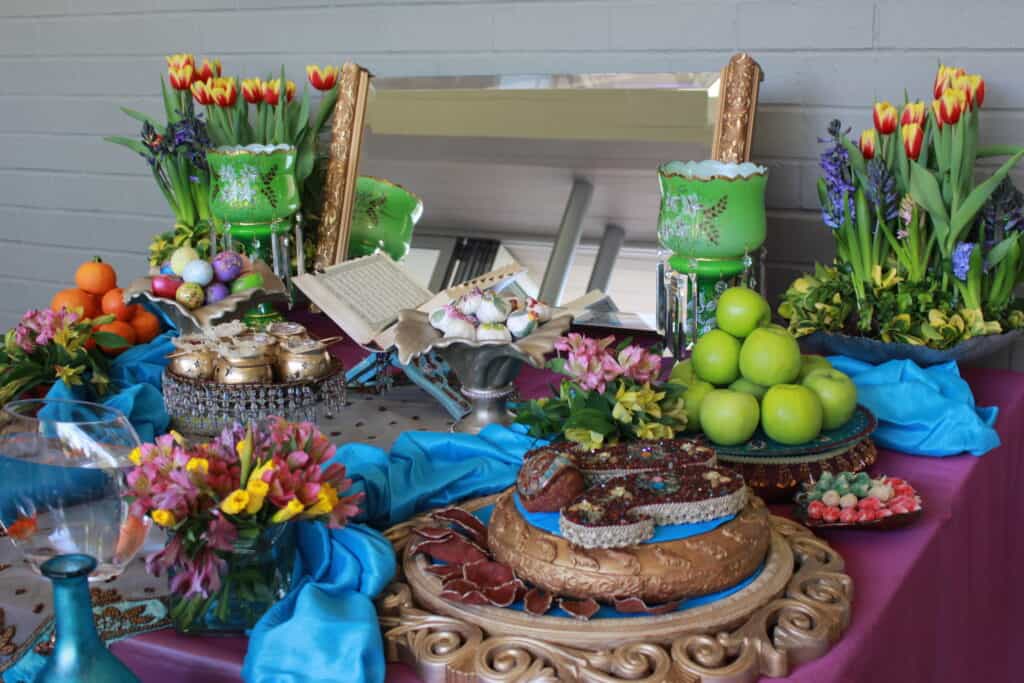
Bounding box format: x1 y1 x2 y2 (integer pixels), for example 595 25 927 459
377 492 853 682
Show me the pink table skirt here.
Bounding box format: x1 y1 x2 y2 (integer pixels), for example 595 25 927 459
110 322 1024 682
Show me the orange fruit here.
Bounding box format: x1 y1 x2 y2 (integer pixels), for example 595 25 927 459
75 258 117 296
51 288 100 319
129 310 161 344
96 321 136 355
101 288 132 322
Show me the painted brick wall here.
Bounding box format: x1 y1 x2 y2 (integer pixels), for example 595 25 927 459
1 0 1022 366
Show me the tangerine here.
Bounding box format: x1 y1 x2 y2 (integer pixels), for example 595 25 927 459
51 288 100 319
129 310 161 344
96 321 136 355
75 258 117 296
101 288 132 322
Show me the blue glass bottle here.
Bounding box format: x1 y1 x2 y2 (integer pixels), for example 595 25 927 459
37 554 139 683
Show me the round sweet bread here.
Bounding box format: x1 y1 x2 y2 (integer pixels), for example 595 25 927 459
516 449 585 512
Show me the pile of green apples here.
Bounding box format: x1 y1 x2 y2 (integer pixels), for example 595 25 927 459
670 287 858 447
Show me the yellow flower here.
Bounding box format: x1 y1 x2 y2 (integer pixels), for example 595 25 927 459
635 384 666 419
53 365 84 387
129 447 142 465
535 398 549 407
169 430 187 447
636 420 673 440
152 509 177 527
270 498 304 524
237 428 254 480
565 427 604 451
220 489 250 515
303 483 338 518
661 398 688 427
246 460 275 488
612 384 640 423
185 457 209 476
245 479 269 514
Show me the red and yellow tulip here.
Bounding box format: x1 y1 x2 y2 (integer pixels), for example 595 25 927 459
900 101 925 126
166 53 195 72
285 79 296 103
938 88 967 126
262 78 297 106
931 99 943 129
190 80 214 106
859 129 877 160
168 65 194 91
241 78 263 104
194 58 222 84
902 123 924 161
306 64 339 91
954 74 985 110
209 77 237 107
873 101 898 135
933 64 966 99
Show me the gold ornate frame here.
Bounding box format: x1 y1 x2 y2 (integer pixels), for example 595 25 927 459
711 53 763 163
377 492 851 682
314 62 372 271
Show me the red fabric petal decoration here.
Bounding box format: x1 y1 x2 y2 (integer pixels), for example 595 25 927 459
612 596 681 615
408 536 488 566
524 587 554 616
481 579 524 608
425 564 463 580
558 597 601 621
411 526 456 541
433 507 488 548
438 585 491 606
462 560 515 588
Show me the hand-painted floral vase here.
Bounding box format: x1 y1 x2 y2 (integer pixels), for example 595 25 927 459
169 524 295 635
347 176 423 262
657 160 768 277
207 144 300 264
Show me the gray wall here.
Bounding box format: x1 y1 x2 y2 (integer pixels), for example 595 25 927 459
2 0 1023 367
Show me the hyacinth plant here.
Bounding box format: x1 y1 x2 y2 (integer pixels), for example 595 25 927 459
515 334 687 450
0 308 125 404
128 419 362 632
781 64 1024 348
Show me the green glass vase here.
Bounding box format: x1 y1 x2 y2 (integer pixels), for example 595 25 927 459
207 144 300 263
347 176 423 262
657 160 767 277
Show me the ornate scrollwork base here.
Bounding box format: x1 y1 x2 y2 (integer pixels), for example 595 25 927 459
378 496 851 682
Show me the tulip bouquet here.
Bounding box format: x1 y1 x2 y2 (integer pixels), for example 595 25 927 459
781 64 1024 348
128 419 362 632
514 333 687 450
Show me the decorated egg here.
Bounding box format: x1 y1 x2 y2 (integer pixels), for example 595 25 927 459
477 322 512 342
159 262 175 276
476 292 511 324
230 272 264 294
205 282 230 304
455 288 483 316
175 282 206 309
507 310 539 338
212 251 244 283
182 259 214 287
151 274 182 299
170 246 200 276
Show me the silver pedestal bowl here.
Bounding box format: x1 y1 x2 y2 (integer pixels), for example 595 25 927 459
394 309 572 434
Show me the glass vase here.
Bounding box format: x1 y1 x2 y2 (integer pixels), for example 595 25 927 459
169 524 296 635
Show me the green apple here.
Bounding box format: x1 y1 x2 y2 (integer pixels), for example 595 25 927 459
738 326 802 387
682 380 715 432
797 354 833 382
699 389 760 446
761 384 823 445
715 286 771 338
691 329 741 385
230 272 265 294
802 369 858 430
729 377 768 400
669 358 696 386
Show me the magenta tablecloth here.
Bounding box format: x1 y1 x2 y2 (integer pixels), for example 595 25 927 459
110 321 1024 682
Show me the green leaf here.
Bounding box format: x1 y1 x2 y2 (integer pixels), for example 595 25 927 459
295 128 315 190
312 86 339 135
976 144 1024 158
160 77 178 123
104 135 149 155
91 331 130 349
119 106 161 127
986 233 1020 268
950 149 1024 242
909 161 951 245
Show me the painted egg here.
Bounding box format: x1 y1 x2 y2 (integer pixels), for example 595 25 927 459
175 282 206 309
159 262 175 276
169 246 200 276
212 251 244 283
182 259 214 287
230 272 264 294
205 282 230 304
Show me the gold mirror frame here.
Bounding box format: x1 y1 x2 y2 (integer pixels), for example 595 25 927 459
312 53 762 270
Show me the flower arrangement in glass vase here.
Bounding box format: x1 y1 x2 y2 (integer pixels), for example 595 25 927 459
127 419 362 634
0 308 124 404
108 54 342 267
514 333 687 450
780 64 1024 349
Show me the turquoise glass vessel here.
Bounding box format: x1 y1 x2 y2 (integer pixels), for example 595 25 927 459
37 554 139 683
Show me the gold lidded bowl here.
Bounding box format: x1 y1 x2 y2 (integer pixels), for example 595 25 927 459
167 335 217 380
267 321 308 343
275 338 332 382
213 341 275 384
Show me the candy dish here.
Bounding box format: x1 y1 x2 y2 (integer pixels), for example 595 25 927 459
794 472 923 530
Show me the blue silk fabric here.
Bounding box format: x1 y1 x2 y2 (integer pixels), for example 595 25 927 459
242 426 547 683
828 356 999 456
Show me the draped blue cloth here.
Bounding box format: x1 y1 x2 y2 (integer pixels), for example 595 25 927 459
242 425 547 683
829 356 1000 457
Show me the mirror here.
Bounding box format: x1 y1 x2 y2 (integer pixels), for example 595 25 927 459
316 53 762 319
